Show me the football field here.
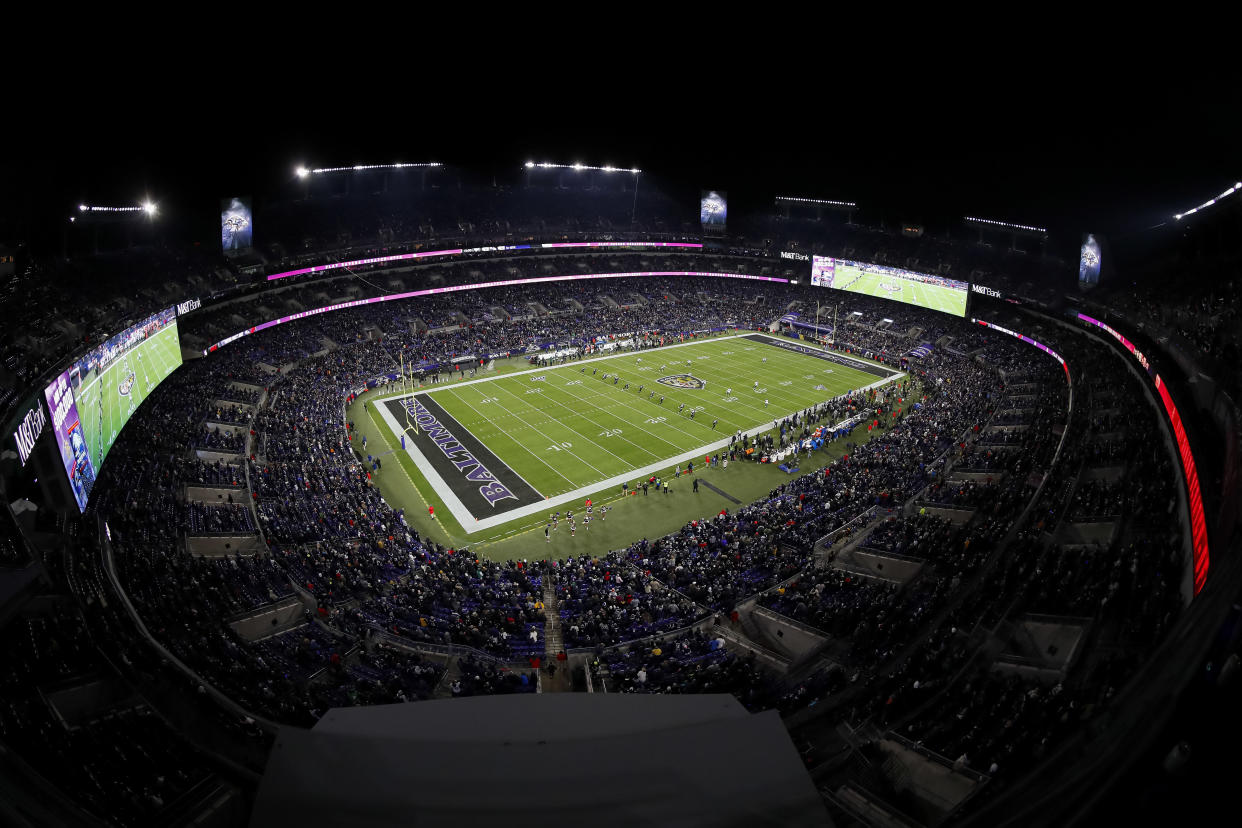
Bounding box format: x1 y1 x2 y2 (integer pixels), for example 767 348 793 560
832 263 968 317
75 322 183 470
368 333 902 536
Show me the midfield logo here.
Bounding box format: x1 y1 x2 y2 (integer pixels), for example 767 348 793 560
119 371 136 398
657 374 706 390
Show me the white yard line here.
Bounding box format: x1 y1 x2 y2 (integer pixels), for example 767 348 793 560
75 323 179 403
454 384 616 484
578 358 751 433
549 371 708 446
522 377 680 460
439 387 583 489
483 381 646 476
696 349 841 416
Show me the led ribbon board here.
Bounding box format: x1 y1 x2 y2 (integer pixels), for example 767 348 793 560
265 242 704 282
1078 313 1208 594
971 318 1069 380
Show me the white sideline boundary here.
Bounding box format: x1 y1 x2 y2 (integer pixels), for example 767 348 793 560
371 333 904 534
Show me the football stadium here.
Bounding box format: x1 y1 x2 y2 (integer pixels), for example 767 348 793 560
0 84 1239 827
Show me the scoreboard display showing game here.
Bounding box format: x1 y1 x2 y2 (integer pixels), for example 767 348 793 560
43 307 183 511
811 256 969 317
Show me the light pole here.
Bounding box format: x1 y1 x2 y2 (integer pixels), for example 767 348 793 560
631 170 640 228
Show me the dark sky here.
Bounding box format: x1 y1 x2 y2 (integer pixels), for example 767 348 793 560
5 56 1237 250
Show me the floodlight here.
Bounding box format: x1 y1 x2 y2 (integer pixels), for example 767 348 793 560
307 162 440 175
963 215 1047 234
142 201 158 217
77 204 146 214
1173 179 1242 220
775 196 856 208
524 161 639 174
296 166 309 178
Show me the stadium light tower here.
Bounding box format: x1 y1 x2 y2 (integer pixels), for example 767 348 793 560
70 200 160 255
775 195 857 224
302 162 441 175
963 215 1047 252
1174 180 1242 221
75 202 158 218
295 161 439 196
523 161 641 174
522 161 643 226
78 204 144 213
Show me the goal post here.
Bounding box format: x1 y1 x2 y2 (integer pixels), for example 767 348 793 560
400 352 418 437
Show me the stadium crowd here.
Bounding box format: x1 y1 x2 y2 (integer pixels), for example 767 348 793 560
0 250 1199 823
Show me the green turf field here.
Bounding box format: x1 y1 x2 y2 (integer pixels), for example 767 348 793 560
831 262 968 317
74 322 183 470
359 333 904 555
423 335 879 498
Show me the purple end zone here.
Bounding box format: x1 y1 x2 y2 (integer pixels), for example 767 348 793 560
380 394 541 517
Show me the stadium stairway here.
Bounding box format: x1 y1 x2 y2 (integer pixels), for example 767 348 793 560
433 657 464 699
540 586 572 692
814 510 893 563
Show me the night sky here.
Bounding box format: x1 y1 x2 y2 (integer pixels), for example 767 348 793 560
4 59 1237 254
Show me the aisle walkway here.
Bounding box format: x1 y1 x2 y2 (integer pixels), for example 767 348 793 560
541 585 572 691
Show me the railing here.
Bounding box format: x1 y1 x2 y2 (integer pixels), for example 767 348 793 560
222 594 301 625
813 506 879 551
750 604 833 641
849 547 928 566
367 627 532 669
564 613 716 657
306 642 361 683
731 565 810 610
711 624 789 666
912 501 979 513
884 730 990 784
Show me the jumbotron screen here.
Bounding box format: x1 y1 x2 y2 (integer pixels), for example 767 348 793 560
44 307 183 510
1079 233 1102 287
811 256 969 317
700 190 727 229
222 196 254 252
